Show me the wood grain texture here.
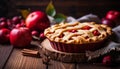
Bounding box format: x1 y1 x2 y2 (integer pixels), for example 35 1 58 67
48 60 76 69
4 47 46 69
0 45 13 69
1 41 120 69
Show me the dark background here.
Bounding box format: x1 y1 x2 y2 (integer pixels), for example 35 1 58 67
1 0 120 18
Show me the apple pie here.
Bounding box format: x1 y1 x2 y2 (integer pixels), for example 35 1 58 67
44 22 113 53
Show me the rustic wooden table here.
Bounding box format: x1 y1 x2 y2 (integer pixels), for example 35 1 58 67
0 41 120 69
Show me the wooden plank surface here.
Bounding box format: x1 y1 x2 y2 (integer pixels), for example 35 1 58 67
4 45 46 69
48 60 76 69
1 41 120 69
0 45 13 69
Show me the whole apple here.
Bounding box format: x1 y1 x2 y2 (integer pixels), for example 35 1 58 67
0 21 8 29
39 32 46 40
0 17 6 22
31 30 39 37
101 18 116 28
0 28 10 44
102 55 113 66
12 16 21 24
10 27 32 48
106 10 120 21
25 11 50 32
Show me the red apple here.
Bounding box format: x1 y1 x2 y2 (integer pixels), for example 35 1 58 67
101 18 115 28
12 16 21 24
31 30 39 37
7 19 14 30
102 55 113 66
0 28 10 44
10 27 32 48
20 19 25 27
25 11 50 32
39 32 46 40
106 10 120 21
0 17 6 22
0 21 8 29
15 24 22 28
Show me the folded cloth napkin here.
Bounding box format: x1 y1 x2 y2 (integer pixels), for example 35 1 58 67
112 25 120 43
77 14 101 23
66 16 78 23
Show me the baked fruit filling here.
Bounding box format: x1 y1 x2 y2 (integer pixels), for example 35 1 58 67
81 25 92 30
92 30 100 36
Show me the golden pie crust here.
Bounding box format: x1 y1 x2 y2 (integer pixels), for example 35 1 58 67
44 22 112 44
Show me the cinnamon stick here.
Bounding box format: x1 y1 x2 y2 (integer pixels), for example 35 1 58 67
21 49 40 57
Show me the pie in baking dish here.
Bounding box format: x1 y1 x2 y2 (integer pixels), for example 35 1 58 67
44 22 112 53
